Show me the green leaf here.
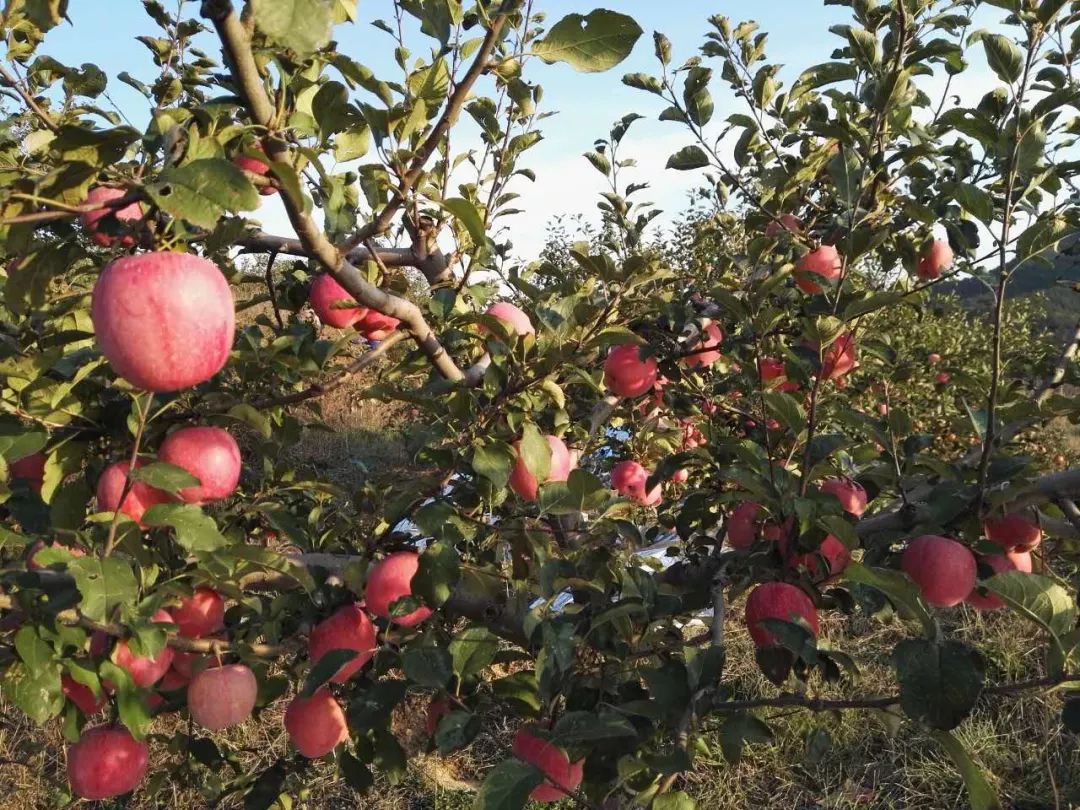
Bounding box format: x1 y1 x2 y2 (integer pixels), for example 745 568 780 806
844 562 937 639
622 72 663 94
791 62 857 99
15 625 53 670
141 503 230 552
533 10 643 73
518 423 551 484
302 649 357 697
435 710 481 754
450 627 499 679
440 197 488 246
953 182 994 225
68 557 138 622
827 148 861 206
762 391 805 433
929 729 1002 810
666 145 710 171
402 646 452 689
413 541 461 608
984 572 1077 641
130 462 199 494
893 639 985 731
982 34 1022 84
147 159 259 229
473 441 516 490
654 793 697 810
100 661 152 739
719 712 773 764
553 710 637 744
473 760 543 810
2 662 63 725
251 0 334 55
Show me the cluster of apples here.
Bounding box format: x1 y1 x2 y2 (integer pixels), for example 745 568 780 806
308 272 401 339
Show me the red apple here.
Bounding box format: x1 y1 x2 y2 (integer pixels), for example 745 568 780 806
815 332 857 380
784 534 851 580
967 551 1032 611
916 239 953 280
62 674 106 715
603 343 658 398
683 320 723 369
671 468 689 484
170 651 204 680
111 609 175 688
928 352 941 365
284 688 348 758
9 450 45 493
365 551 432 627
819 477 868 517
425 696 451 737
80 186 143 248
158 426 241 503
157 667 190 692
901 535 976 607
936 372 951 385
509 434 573 502
67 725 149 800
96 460 172 526
744 582 819 648
610 460 661 506
727 501 762 549
512 728 584 803
27 540 85 570
308 603 377 682
485 302 534 336
187 664 257 731
983 513 1042 552
309 273 366 328
355 308 400 340
233 154 277 196
765 213 801 237
795 244 841 293
170 587 225 638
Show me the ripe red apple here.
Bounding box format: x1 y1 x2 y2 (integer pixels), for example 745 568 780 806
170 587 225 638
92 252 234 392
819 477 867 517
157 666 190 692
485 302 534 336
158 426 241 503
815 332 857 380
67 725 149 800
603 343 658 398
795 244 841 293
27 540 85 570
765 213 801 237
901 535 976 607
671 468 689 484
62 674 106 715
233 154 277 196
509 434 573 501
309 273 366 328
425 696 451 736
355 308 400 340
284 688 348 758
170 651 204 680
610 460 661 506
784 534 851 580
983 513 1042 552
512 728 584 803
308 603 377 682
683 320 723 369
727 501 762 549
366 551 432 627
96 460 172 526
80 186 144 248
9 450 45 493
744 582 819 648
916 239 953 280
936 372 951 385
111 609 175 688
967 551 1032 611
928 352 941 365
187 663 257 731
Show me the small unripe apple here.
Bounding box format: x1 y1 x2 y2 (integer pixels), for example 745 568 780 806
916 239 953 280
610 460 661 506
308 603 377 682
603 343 658 398
9 450 46 493
967 551 1032 611
187 664 257 731
111 609 175 688
726 501 762 549
233 153 277 196
309 273 366 328
92 252 234 392
509 434 573 502
67 725 149 800
683 320 723 369
744 582 819 648
62 674 106 715
485 302 534 336
795 244 841 293
284 688 348 758
170 587 225 638
365 551 432 627
983 513 1042 552
96 460 172 526
901 535 976 607
355 308 400 340
158 426 241 503
765 213 801 237
819 477 868 517
80 186 144 248
512 728 584 803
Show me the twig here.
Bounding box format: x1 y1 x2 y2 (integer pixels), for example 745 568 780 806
264 249 284 330
102 393 153 558
0 62 59 133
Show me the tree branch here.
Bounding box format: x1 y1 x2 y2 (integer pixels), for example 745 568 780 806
0 62 59 133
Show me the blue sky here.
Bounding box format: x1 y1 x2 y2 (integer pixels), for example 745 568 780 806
35 2 1002 258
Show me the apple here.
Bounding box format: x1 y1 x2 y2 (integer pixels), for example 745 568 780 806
967 551 1032 611
819 477 868 517
928 352 941 365
355 308 400 340
284 687 348 758
80 186 143 248
67 725 149 800
158 426 241 503
485 302 534 336
727 501 762 549
9 450 45 493
425 696 451 737
671 468 689 484
815 332 857 380
983 513 1042 552
509 434 573 502
96 460 172 526
170 651 204 680
170 587 225 638
758 357 786 387
936 372 951 385
512 728 584 803
916 239 953 280
308 603 377 682
765 213 801 237
62 674 106 715
233 153 277 196
111 609 175 687
743 582 819 648
365 551 433 627
603 343 658 398
901 535 976 607
309 273 365 328
794 244 841 293
27 540 85 570
610 460 661 506
187 664 257 731
157 666 190 692
683 320 723 369
784 534 851 580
